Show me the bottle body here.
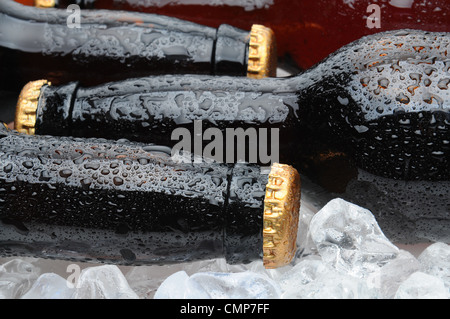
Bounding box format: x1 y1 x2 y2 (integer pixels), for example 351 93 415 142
0 124 270 265
0 0 270 94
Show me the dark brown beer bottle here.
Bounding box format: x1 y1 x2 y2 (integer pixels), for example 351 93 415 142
17 29 450 180
16 29 450 244
0 0 276 93
28 0 450 71
0 123 300 268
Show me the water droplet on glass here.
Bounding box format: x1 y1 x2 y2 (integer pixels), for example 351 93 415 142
59 169 73 178
378 78 390 89
81 178 92 189
396 93 410 104
437 78 449 90
113 177 124 186
39 170 51 182
22 161 33 169
3 163 13 173
84 163 100 170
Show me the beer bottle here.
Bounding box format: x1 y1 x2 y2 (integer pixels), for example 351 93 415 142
0 123 301 269
17 29 450 180
29 0 450 70
0 0 276 93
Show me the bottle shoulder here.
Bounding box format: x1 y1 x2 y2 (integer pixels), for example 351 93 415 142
297 29 450 118
294 30 450 181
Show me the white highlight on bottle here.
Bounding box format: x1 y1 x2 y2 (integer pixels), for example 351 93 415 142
124 0 274 11
389 0 415 9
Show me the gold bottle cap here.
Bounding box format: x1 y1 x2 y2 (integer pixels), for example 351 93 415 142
263 163 301 269
15 80 50 135
247 24 277 79
34 0 56 8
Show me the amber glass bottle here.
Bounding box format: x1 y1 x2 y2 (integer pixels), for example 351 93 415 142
16 29 450 244
0 123 301 268
18 29 450 180
0 0 276 94
27 0 450 70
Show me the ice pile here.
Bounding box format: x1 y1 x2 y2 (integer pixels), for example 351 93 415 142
154 271 281 299
0 259 40 298
0 198 449 299
1 263 139 299
154 198 449 299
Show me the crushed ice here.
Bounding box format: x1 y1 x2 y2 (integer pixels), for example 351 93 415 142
0 198 448 299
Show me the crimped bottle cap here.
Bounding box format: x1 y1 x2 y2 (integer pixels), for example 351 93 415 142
247 24 277 79
34 0 56 8
263 163 301 269
15 80 50 135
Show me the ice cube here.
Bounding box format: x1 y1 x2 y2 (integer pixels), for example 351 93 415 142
153 271 190 299
282 267 379 299
296 198 321 257
417 242 450 291
20 273 74 299
186 271 281 299
155 271 281 299
234 259 293 283
366 250 421 299
125 258 235 299
72 265 139 299
309 198 399 278
0 259 40 299
394 272 449 299
125 265 185 299
277 256 329 293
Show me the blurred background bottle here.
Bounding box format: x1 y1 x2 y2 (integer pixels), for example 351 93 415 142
0 0 276 92
21 0 450 71
0 0 276 124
